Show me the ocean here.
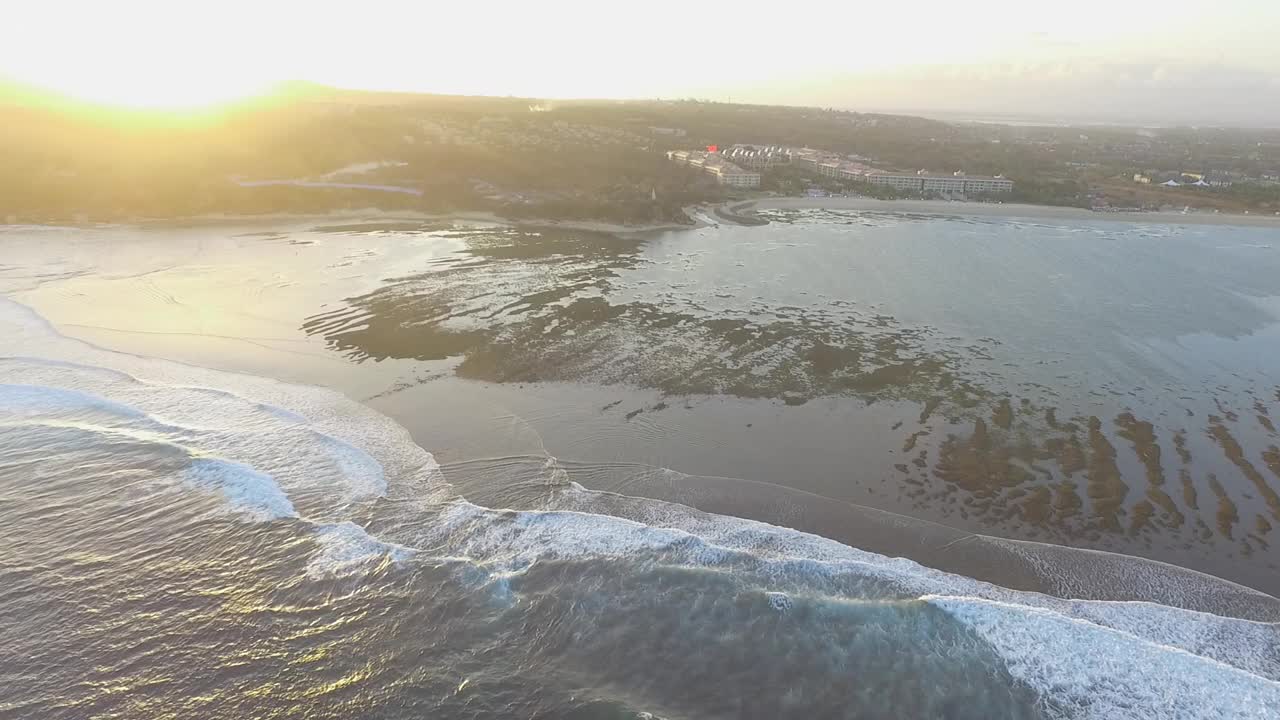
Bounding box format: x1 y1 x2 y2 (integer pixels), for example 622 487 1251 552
2 211 1279 718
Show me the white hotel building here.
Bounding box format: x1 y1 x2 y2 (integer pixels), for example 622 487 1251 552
787 147 1014 194
867 171 1014 194
667 150 762 188
671 147 1011 194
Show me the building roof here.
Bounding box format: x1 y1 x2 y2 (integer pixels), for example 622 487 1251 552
676 150 756 176
709 164 760 176
867 171 1011 182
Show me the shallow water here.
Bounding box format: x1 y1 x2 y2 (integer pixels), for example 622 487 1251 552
3 214 1280 718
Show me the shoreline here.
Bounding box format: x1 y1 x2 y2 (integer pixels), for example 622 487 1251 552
737 196 1280 228
9 198 1279 235
3 206 709 236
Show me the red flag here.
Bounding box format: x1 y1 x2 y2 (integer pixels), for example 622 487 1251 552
707 145 718 153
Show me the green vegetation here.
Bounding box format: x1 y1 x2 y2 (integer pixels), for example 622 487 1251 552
0 87 719 224
1002 179 1091 208
1213 183 1280 210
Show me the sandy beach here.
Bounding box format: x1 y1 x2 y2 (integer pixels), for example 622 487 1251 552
740 197 1280 228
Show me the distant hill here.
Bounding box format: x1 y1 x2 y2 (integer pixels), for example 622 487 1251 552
0 84 721 223
3 83 1275 221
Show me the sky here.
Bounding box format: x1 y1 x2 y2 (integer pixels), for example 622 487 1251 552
3 0 1279 124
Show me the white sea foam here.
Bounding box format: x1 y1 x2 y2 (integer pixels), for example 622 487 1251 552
0 296 440 579
928 595 1280 719
416 494 1280 697
0 298 445 505
2 366 406 576
310 521 414 578
1056 600 1280 681
182 458 297 521
0 383 149 422
1 361 390 507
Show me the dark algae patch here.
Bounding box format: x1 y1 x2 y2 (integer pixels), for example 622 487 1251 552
992 399 1014 430
1180 469 1199 511
303 225 982 408
1115 413 1165 487
1085 417 1128 532
293 220 1280 587
1208 473 1240 539
1173 431 1193 465
1207 416 1280 521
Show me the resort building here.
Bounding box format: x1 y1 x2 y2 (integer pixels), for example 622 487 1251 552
707 164 763 187
724 145 791 169
866 171 1014 194
866 173 927 191
667 150 762 188
671 146 1010 194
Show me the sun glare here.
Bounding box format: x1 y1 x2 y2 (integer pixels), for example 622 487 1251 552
24 69 275 110
1 1 284 110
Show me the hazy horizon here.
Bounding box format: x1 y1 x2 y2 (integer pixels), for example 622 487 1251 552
3 0 1278 126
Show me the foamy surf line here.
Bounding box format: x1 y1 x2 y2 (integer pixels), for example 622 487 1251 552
0 379 414 577
0 297 445 497
1 295 444 577
4 294 1280 718
405 496 1280 718
926 595 1280 719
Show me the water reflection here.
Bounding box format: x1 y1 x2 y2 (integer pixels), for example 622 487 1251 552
303 225 978 405
301 220 1280 588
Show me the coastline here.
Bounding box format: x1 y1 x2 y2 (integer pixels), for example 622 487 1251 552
25 197 1280 235
737 196 1280 228
120 206 709 235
